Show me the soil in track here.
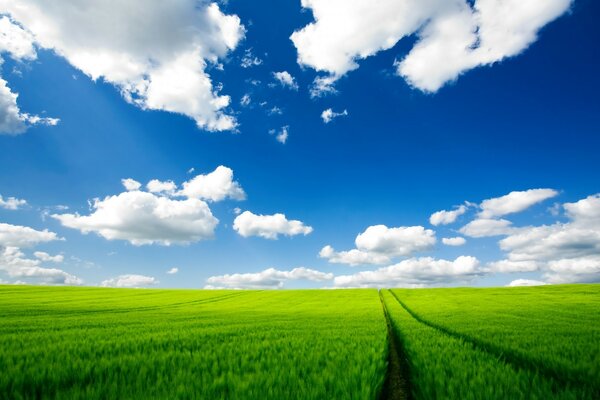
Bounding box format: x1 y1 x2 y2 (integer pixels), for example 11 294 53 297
379 291 411 400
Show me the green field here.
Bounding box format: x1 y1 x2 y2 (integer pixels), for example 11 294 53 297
0 284 598 399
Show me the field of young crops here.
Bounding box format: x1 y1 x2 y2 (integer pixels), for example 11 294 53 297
0 284 598 399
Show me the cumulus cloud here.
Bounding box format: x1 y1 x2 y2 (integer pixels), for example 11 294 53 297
233 211 313 239
0 222 60 248
492 194 600 283
0 223 80 285
180 165 246 202
459 218 515 238
478 188 558 218
321 225 436 266
333 256 481 288
53 191 218 246
273 71 299 90
0 194 26 210
166 267 179 274
291 0 572 92
0 16 59 134
121 178 142 191
240 94 251 106
507 279 548 287
206 267 333 289
146 179 176 195
53 166 247 245
429 205 467 226
1 0 245 131
442 237 466 246
321 108 347 123
101 274 158 288
34 251 64 263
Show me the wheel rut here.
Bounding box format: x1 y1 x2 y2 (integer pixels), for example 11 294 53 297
379 290 411 400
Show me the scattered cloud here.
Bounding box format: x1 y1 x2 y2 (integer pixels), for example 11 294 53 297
491 194 600 283
0 17 59 134
0 223 80 285
233 211 313 239
267 106 283 115
460 218 515 238
206 267 332 289
121 178 142 191
442 237 466 246
291 0 572 92
272 71 298 90
0 194 27 210
53 191 218 246
320 225 436 266
146 179 176 195
269 125 289 144
101 274 158 288
429 205 467 226
180 165 246 202
33 251 64 263
240 48 263 68
333 256 481 288
507 279 548 287
2 1 245 131
240 94 251 106
321 108 347 123
0 222 60 248
478 189 559 218
166 267 179 275
309 75 337 98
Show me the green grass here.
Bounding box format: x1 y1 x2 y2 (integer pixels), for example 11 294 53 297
0 286 387 399
0 284 598 399
381 290 593 399
391 285 600 392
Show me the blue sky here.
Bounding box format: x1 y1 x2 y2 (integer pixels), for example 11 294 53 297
0 0 599 289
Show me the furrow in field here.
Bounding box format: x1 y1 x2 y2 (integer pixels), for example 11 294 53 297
387 289 599 394
378 291 411 400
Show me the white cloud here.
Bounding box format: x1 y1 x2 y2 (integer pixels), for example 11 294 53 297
492 194 600 283
233 211 313 239
276 126 289 144
0 222 60 248
180 165 246 202
206 267 333 289
321 108 347 123
101 274 158 288
487 259 539 273
0 224 80 285
442 237 466 246
321 225 436 266
310 75 338 98
53 190 218 246
240 94 251 106
0 17 59 134
34 251 64 263
333 256 481 288
291 0 572 92
429 205 467 226
507 279 548 287
0 194 26 210
319 245 391 266
478 188 558 218
459 218 514 238
146 179 176 195
166 267 178 275
240 48 262 68
121 178 142 191
273 71 298 90
1 1 245 131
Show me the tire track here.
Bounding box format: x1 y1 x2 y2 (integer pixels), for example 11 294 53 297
387 289 598 394
379 290 411 400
